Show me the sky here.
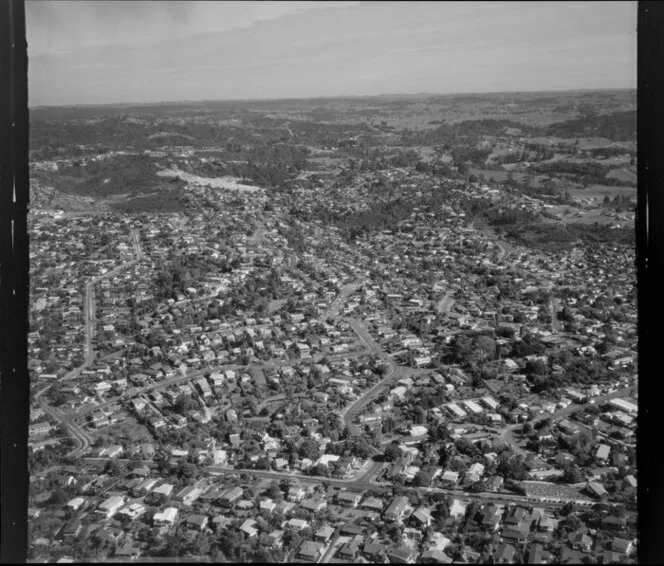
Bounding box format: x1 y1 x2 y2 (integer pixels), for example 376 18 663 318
26 1 637 107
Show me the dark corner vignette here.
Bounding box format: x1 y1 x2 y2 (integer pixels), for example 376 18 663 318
0 0 30 563
638 1 664 565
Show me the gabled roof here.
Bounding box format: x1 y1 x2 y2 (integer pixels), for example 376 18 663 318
611 537 633 554
389 546 417 561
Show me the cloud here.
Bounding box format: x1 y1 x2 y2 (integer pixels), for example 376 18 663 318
26 1 361 56
26 1 635 106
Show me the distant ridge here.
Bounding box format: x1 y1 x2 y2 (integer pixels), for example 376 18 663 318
29 87 636 111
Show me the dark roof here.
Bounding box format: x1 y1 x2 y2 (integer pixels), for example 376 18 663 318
569 531 592 545
385 495 409 516
505 506 528 524
61 519 81 535
611 537 633 553
337 490 362 501
389 546 417 561
494 543 515 562
363 541 386 556
340 523 365 536
603 551 624 564
502 526 529 542
338 539 361 557
421 549 452 563
602 515 627 528
186 514 208 527
299 540 324 558
115 542 140 557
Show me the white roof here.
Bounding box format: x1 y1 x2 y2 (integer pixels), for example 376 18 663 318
138 478 160 490
287 518 308 528
154 507 178 523
240 519 258 534
596 444 611 458
153 483 174 495
99 495 124 510
464 400 484 414
609 398 638 413
410 425 429 437
481 396 499 408
449 499 467 517
67 497 85 508
468 462 485 474
447 403 467 417
316 454 340 466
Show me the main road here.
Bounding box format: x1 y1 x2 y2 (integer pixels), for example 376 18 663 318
550 298 562 333
61 229 144 383
203 463 590 511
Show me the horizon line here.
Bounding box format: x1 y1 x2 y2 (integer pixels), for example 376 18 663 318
29 86 636 111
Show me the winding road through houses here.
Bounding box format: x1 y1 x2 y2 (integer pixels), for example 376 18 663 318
41 277 376 456
497 386 635 457
334 278 460 428
36 277 361 457
36 229 144 456
33 227 635 515
336 318 400 426
36 221 635 502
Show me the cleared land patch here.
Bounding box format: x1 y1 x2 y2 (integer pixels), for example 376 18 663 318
156 169 261 192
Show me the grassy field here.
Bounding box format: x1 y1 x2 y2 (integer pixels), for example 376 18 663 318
109 188 186 213
576 137 635 150
549 203 634 227
528 135 635 149
567 184 636 199
469 168 511 182
98 416 153 446
606 168 636 184
307 156 346 166
448 110 577 127
469 168 551 187
552 207 614 226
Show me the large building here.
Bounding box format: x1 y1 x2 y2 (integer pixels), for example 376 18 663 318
608 398 637 414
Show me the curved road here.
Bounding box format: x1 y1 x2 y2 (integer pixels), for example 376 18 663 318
333 280 457 428
337 318 400 426
497 386 635 456
43 281 367 458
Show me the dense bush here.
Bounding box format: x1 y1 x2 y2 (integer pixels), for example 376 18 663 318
545 110 636 141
